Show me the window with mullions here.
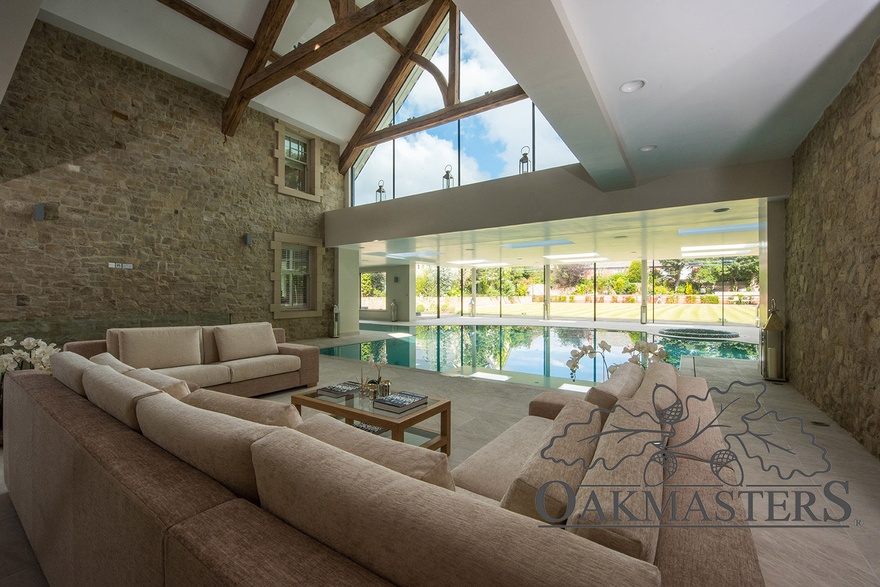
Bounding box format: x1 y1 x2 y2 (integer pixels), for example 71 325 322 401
271 233 323 319
281 245 310 309
274 122 321 202
284 135 309 193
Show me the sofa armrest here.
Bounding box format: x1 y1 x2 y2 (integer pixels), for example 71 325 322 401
62 339 108 358
272 327 286 344
528 390 584 419
277 343 319 387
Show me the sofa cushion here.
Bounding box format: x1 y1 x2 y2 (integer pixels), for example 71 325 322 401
296 413 454 490
222 354 301 383
251 429 663 587
182 388 302 428
665 375 721 463
156 364 231 388
528 390 584 419
82 364 163 431
633 361 679 433
586 361 645 410
50 351 94 396
117 326 202 369
213 322 278 362
125 368 188 394
161 380 192 400
452 415 553 501
501 400 602 521
89 352 134 373
136 392 277 502
201 325 221 365
567 397 664 563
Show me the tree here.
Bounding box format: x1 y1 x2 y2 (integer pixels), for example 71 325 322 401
627 260 642 284
659 259 686 291
725 256 759 288
551 264 592 290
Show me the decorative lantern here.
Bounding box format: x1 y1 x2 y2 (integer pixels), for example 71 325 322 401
761 299 786 381
442 164 454 189
375 180 386 202
519 146 531 174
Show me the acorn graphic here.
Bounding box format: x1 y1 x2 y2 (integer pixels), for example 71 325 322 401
652 384 684 425
644 450 678 486
710 449 744 486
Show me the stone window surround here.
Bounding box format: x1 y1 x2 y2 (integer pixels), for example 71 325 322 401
271 232 323 319
274 121 321 203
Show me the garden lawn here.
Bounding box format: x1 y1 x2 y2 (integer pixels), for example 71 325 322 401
476 301 756 325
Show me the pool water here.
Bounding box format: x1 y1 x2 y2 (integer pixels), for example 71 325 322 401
320 324 758 391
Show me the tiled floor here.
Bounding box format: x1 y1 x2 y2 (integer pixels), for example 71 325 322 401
1 351 878 586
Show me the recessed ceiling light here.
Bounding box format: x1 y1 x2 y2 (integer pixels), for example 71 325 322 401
472 263 509 268
449 259 488 265
613 235 627 239
639 145 657 152
619 79 646 93
501 239 574 249
713 207 730 213
551 257 609 264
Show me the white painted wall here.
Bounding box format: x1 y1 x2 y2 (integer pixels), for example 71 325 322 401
0 0 42 104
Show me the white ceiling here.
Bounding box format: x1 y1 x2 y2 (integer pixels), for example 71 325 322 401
456 0 880 189
7 0 880 267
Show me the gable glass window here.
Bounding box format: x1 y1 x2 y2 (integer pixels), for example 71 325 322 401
271 233 323 319
274 122 321 202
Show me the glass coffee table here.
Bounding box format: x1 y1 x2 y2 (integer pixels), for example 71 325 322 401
290 388 451 455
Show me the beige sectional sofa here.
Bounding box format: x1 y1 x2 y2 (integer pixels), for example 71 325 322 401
63 322 319 397
3 340 765 586
3 351 664 587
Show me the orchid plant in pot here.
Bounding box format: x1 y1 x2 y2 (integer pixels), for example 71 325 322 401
567 339 667 382
0 336 60 445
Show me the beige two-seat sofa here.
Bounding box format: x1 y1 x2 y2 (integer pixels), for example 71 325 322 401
63 322 318 397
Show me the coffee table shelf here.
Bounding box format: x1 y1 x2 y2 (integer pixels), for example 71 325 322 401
290 389 451 455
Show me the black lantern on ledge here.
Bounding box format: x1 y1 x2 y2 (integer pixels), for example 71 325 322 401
519 146 531 174
442 164 454 189
376 180 386 202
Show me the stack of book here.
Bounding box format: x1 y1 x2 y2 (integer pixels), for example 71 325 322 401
316 381 361 398
373 391 428 413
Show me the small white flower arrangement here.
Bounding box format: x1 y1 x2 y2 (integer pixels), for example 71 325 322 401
1 336 60 378
367 346 388 384
567 339 667 381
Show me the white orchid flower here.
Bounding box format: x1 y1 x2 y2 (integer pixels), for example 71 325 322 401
1 337 16 348
628 356 641 364
570 349 581 358
608 364 619 374
20 337 39 350
598 340 612 352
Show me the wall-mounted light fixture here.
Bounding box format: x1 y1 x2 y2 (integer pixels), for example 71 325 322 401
243 233 253 246
33 204 45 221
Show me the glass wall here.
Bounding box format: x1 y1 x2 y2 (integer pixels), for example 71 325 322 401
411 256 759 326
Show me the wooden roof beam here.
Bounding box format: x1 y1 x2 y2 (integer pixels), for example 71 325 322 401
339 0 450 173
329 0 357 21
154 0 369 117
240 0 431 100
222 0 296 136
354 84 527 149
446 5 459 106
376 27 449 107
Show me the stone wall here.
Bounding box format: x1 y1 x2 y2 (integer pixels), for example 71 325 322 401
787 39 880 458
0 21 344 345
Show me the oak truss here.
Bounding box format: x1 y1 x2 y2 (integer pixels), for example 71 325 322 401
155 0 527 175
